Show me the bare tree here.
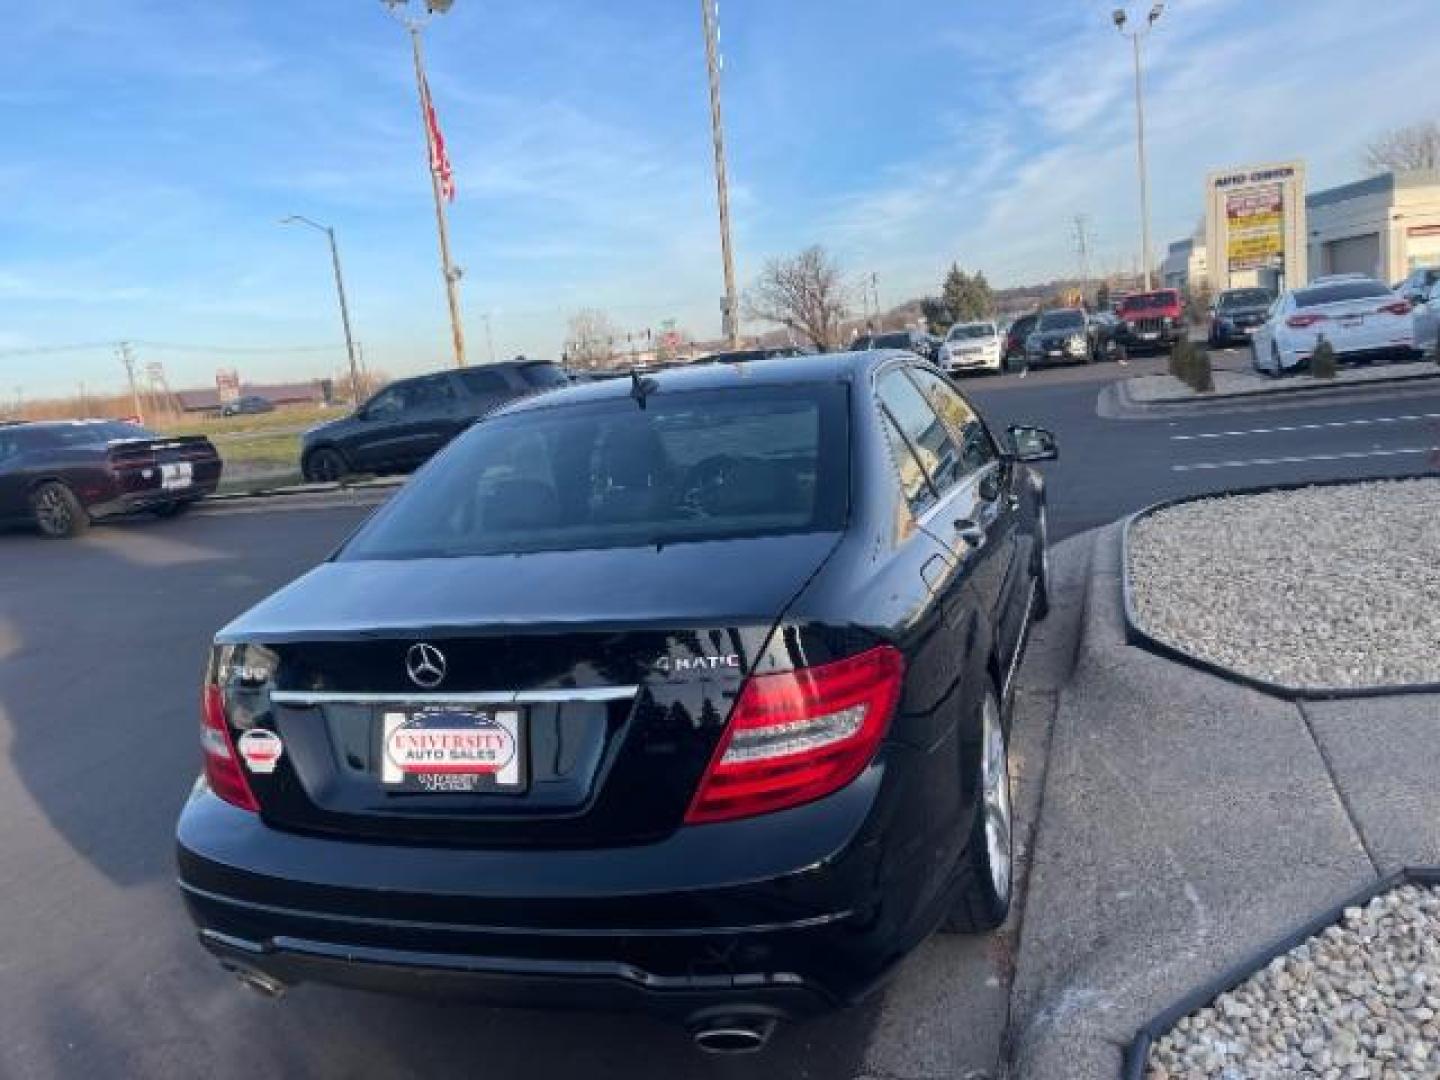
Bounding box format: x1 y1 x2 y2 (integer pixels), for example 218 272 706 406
1364 120 1440 174
564 308 619 369
744 245 851 351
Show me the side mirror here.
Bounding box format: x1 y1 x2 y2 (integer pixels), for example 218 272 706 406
1008 425 1058 463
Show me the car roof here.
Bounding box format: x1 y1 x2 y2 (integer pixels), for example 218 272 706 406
499 350 900 416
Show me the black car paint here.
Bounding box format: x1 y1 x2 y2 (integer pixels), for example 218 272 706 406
176 352 1050 1028
300 361 564 479
0 422 221 528
1209 291 1276 347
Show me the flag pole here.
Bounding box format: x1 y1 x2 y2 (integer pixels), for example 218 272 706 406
409 25 467 368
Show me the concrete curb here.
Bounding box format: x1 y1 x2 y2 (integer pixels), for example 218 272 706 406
1119 477 1440 701
205 477 404 504
1114 364 1440 412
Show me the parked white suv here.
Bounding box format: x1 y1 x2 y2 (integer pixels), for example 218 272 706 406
939 321 1003 374
1250 277 1418 375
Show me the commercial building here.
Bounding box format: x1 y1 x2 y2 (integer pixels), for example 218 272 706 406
1160 238 1208 291
1306 170 1440 285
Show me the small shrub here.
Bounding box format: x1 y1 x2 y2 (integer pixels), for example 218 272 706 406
1168 339 1194 382
1311 336 1338 379
1188 347 1214 393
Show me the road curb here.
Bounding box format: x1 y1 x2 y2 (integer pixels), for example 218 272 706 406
1119 476 1440 702
1115 365 1440 412
1120 866 1440 1079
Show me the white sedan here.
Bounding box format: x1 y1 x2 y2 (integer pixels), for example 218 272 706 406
939 321 1003 374
1251 276 1418 375
1401 272 1440 356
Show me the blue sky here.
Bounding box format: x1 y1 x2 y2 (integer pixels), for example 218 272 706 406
2 0 1438 398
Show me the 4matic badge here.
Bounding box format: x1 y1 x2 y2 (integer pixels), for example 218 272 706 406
654 653 741 674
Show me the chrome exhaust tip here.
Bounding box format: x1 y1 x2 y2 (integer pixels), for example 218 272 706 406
691 1017 777 1054
224 964 288 999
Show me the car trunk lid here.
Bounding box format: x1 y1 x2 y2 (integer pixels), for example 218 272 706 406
211 534 842 846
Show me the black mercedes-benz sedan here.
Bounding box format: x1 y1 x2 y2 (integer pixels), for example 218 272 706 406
176 350 1057 1051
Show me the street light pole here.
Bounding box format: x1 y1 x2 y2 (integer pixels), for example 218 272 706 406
699 0 740 349
384 0 467 368
1114 4 1164 290
281 215 362 406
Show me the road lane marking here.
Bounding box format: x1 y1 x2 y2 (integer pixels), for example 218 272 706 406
1172 446 1439 472
1171 412 1440 441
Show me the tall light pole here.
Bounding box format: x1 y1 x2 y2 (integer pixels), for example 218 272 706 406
383 0 467 367
281 216 362 405
1113 3 1164 290
699 0 740 349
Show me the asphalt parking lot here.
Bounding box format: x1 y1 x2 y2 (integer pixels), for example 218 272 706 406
1 354 1437 1079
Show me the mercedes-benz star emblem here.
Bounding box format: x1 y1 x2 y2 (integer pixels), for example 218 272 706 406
406 643 447 689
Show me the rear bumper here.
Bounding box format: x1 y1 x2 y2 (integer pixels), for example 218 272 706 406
175 760 941 1020
91 482 218 517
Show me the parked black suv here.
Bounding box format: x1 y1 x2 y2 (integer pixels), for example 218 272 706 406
300 360 567 482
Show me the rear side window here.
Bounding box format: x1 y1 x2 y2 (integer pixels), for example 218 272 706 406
905 369 997 475
1294 282 1390 308
520 363 568 389
459 369 509 396
876 368 961 511
341 385 849 559
409 377 456 407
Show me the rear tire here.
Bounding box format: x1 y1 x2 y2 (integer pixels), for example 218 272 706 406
303 446 349 483
942 688 1013 934
31 481 90 538
1032 503 1051 622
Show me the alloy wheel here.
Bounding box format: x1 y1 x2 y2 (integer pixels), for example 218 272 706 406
980 694 1013 904
35 485 73 536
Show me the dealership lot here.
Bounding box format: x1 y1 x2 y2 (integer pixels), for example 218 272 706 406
1 358 1438 1079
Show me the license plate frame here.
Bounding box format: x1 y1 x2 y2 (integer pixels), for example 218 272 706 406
160 462 194 491
1339 314 1365 328
380 706 527 794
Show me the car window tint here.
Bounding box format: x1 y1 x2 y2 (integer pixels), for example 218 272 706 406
905 368 997 474
1294 282 1390 307
340 385 848 560
520 363 568 389
878 412 935 516
876 368 962 499
409 377 456 408
0 432 18 463
366 385 407 418
459 369 509 396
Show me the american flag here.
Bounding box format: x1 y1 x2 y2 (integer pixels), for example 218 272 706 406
420 71 455 202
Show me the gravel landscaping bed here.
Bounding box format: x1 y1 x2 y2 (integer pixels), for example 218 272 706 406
1127 479 1440 690
1148 884 1440 1079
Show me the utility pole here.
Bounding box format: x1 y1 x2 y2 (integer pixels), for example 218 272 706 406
483 312 497 364
1073 214 1094 305
871 272 880 326
1113 4 1164 290
383 0 466 367
281 216 363 405
700 0 740 349
118 342 145 424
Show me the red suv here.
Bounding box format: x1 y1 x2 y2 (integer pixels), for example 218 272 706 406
1115 290 1185 352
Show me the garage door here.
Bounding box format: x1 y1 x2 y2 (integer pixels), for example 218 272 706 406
1325 234 1381 277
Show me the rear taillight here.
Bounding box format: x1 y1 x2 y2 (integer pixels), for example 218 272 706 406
1286 312 1329 329
685 645 904 825
1377 299 1412 316
201 684 259 812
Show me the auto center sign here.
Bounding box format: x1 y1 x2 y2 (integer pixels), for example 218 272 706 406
1206 161 1307 290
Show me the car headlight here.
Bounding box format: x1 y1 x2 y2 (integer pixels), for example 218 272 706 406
1067 335 1086 351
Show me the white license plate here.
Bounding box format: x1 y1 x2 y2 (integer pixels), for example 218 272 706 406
1141 332 1160 341
381 707 525 793
1243 326 1259 334
1339 315 1364 328
160 462 193 490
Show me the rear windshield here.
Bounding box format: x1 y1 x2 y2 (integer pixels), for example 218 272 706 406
1218 289 1273 309
1039 310 1084 331
341 384 849 559
868 332 913 350
1294 281 1391 308
520 362 569 389
947 323 995 340
1120 291 1178 312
